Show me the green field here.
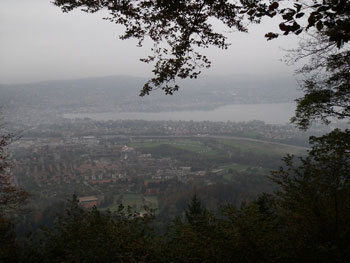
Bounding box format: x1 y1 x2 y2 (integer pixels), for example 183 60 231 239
131 137 306 157
222 163 270 173
217 138 306 156
128 137 306 182
167 140 217 156
221 163 271 181
130 139 218 156
129 141 164 149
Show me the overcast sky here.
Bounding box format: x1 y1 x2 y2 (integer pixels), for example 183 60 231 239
0 0 300 84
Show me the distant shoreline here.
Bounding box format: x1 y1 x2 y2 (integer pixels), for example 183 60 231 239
62 102 296 125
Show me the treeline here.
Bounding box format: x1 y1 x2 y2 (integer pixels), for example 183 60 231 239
15 172 274 235
157 175 274 223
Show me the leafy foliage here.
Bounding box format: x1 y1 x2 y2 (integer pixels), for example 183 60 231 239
270 129 350 261
291 48 350 128
265 0 350 47
53 1 349 96
54 0 250 95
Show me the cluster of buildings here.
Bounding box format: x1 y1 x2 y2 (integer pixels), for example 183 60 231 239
11 135 223 199
8 118 321 201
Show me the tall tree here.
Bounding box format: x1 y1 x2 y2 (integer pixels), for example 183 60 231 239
185 194 207 226
0 127 27 263
269 129 350 261
164 195 221 263
0 133 27 215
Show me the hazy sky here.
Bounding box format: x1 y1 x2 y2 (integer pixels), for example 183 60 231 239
0 0 300 84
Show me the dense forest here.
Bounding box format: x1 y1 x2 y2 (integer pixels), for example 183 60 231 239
1 0 349 262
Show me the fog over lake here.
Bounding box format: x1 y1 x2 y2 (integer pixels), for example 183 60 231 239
63 103 296 125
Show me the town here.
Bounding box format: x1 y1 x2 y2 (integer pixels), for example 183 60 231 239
9 118 319 211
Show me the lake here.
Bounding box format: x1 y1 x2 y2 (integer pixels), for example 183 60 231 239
62 103 296 125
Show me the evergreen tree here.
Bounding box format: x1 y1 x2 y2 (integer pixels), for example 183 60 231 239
185 194 207 226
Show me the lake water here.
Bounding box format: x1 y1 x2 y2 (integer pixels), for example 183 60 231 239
62 103 296 125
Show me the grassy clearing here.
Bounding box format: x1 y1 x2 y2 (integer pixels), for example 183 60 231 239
218 138 306 156
121 193 144 209
222 163 257 172
129 141 164 149
168 140 217 156
131 137 306 158
105 194 158 213
143 196 158 208
104 202 123 212
130 139 218 156
221 163 271 181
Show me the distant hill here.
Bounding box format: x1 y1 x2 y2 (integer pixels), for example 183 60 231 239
0 74 301 114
